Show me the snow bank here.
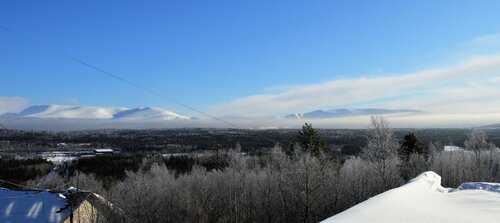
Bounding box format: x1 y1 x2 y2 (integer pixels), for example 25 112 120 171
405 171 448 192
321 171 500 223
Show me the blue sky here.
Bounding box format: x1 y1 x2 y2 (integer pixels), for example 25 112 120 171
1 1 500 125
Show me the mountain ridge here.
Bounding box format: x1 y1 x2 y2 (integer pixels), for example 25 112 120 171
286 108 423 119
479 123 500 129
1 105 190 121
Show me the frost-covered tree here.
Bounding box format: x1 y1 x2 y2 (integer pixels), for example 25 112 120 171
338 158 376 209
361 116 401 190
464 129 495 155
427 141 442 164
464 129 496 180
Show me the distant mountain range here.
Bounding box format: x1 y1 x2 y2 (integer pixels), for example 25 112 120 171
479 123 500 129
0 105 429 130
1 105 423 121
285 108 422 119
1 105 190 121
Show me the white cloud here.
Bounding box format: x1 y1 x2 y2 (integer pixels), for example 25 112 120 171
382 77 500 114
209 55 500 118
0 96 29 114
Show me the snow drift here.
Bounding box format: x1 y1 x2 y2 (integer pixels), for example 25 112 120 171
322 171 500 223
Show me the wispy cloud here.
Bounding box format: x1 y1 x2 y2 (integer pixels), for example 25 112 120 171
462 34 500 50
0 96 29 114
209 55 500 118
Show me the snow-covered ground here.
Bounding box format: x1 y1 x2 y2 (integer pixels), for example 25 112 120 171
44 156 79 164
322 171 500 223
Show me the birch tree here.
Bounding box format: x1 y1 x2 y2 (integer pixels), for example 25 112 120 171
361 116 401 190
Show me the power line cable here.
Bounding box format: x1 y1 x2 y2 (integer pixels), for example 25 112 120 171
0 178 71 194
0 121 7 131
0 24 285 146
0 178 41 190
64 55 243 130
1 24 238 128
0 25 23 38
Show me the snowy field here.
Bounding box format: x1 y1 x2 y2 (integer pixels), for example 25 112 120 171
322 171 500 223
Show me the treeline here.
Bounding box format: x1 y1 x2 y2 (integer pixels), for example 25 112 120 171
67 155 144 187
28 117 500 223
0 158 53 187
63 153 231 188
4 127 500 154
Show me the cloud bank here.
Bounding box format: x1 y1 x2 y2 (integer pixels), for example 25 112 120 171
208 56 500 125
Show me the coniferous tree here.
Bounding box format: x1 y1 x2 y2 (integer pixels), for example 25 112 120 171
399 132 427 180
296 123 325 157
399 132 426 161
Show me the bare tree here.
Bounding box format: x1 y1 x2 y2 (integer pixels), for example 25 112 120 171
464 129 496 180
361 116 401 190
428 141 442 165
465 129 495 155
338 158 378 209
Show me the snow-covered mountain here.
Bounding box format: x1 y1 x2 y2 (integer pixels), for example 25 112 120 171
286 108 422 119
1 105 190 121
4 105 129 119
112 107 190 120
321 171 500 223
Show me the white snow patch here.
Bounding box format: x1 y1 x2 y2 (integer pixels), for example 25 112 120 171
45 156 78 164
322 171 500 223
444 145 464 152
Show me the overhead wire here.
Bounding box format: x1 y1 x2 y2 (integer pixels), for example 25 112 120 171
0 120 7 131
0 24 285 146
0 24 287 204
0 178 70 192
0 178 42 191
0 178 72 199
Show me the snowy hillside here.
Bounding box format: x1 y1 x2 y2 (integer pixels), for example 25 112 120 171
112 107 190 120
1 105 190 121
321 171 500 223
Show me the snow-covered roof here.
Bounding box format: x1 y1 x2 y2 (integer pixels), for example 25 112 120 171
321 171 500 223
0 188 89 223
93 149 114 153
